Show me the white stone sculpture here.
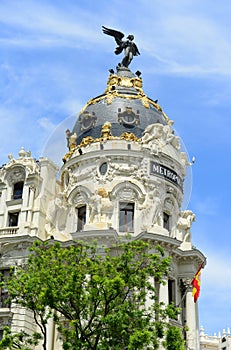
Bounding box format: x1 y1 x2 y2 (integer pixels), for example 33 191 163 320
162 124 180 150
89 190 102 223
140 188 162 230
176 210 195 245
98 188 113 224
142 123 164 154
45 193 68 237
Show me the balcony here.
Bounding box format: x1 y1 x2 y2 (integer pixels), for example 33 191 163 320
0 227 19 235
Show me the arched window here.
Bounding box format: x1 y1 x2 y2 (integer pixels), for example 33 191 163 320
77 205 86 231
13 181 24 200
163 212 170 231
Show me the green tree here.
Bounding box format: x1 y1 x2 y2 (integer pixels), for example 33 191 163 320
1 239 185 349
164 325 185 350
0 326 41 350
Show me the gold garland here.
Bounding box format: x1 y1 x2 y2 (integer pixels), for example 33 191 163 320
79 73 165 117
63 123 142 162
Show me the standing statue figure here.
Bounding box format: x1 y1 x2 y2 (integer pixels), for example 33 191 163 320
102 26 140 68
175 210 195 242
89 190 102 223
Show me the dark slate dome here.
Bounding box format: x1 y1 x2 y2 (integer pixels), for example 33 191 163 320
72 66 169 145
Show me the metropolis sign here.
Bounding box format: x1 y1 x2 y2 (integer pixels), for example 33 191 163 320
150 161 183 191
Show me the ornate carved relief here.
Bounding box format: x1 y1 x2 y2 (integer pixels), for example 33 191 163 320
4 148 40 176
109 162 139 177
5 166 26 185
132 159 149 185
110 181 145 204
69 186 91 207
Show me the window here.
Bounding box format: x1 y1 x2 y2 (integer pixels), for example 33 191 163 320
168 279 176 305
163 212 170 231
0 269 10 308
119 202 134 232
13 181 24 200
77 205 86 231
9 212 19 227
99 162 108 175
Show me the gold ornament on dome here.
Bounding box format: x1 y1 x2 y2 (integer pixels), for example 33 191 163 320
79 136 95 148
101 121 112 138
78 71 170 124
63 148 76 162
62 121 144 162
106 93 116 105
120 132 140 142
106 74 143 93
140 95 150 108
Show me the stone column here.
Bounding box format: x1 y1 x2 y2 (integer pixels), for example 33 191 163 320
159 277 169 305
46 316 55 350
185 285 200 350
158 278 168 350
0 185 7 227
20 184 30 224
26 186 35 224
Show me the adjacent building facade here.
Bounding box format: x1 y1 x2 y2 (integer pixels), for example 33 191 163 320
200 327 231 350
0 63 206 349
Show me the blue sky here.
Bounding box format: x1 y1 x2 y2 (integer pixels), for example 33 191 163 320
0 0 231 336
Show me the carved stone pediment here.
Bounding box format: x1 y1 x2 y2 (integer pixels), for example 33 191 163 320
5 166 26 185
110 181 145 204
69 185 91 206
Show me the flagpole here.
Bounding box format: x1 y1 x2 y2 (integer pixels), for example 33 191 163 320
177 283 190 308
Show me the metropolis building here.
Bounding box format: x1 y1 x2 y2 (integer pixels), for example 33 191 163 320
0 34 207 349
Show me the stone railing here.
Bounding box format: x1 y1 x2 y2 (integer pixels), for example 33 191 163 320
200 334 219 342
0 227 19 235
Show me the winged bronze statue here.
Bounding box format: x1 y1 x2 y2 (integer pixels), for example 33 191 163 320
102 26 140 68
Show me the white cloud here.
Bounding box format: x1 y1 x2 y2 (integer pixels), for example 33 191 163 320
0 0 231 76
0 0 101 48
38 117 56 132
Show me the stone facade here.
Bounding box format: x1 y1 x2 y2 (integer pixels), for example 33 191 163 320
200 327 231 350
0 66 206 349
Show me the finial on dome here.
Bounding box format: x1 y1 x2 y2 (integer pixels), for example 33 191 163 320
19 147 26 158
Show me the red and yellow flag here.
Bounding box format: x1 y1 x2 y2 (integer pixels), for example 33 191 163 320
191 262 204 303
